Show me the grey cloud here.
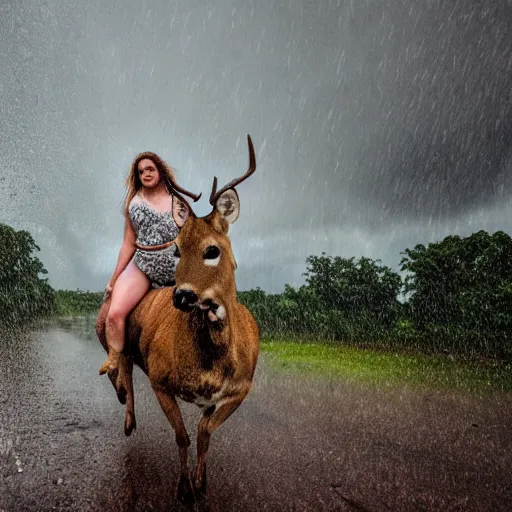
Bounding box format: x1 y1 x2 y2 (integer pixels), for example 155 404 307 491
1 0 512 293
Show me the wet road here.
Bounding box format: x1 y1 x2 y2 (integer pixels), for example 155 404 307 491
1 318 512 511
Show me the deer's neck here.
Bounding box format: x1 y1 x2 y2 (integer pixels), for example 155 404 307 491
209 315 231 347
189 300 234 348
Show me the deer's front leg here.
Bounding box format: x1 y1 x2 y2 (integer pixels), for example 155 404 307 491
152 387 194 505
195 390 249 498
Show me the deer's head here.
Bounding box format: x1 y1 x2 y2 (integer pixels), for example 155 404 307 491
172 135 256 322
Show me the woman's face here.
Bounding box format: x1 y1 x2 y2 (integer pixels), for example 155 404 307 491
137 158 160 188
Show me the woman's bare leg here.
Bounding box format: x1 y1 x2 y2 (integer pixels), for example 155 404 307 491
99 261 150 375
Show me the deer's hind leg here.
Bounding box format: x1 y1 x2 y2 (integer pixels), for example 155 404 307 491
194 389 249 498
120 355 136 436
152 387 195 505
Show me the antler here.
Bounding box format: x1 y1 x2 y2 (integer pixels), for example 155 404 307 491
209 135 256 206
164 174 202 202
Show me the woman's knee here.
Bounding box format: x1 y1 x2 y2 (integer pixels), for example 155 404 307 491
106 308 127 328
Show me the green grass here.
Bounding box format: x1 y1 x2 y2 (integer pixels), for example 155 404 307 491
261 339 512 394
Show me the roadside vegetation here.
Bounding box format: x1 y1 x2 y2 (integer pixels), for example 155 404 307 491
53 289 103 316
0 223 55 326
239 230 512 361
260 339 512 394
0 223 104 325
1 221 511 365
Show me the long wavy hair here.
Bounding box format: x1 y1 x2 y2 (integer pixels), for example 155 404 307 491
123 151 176 216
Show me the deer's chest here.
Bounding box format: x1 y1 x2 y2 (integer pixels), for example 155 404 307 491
147 338 236 408
176 379 229 408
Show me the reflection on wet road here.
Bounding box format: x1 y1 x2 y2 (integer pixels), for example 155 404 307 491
1 317 511 511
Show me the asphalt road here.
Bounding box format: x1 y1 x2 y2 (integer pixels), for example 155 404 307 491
1 317 511 511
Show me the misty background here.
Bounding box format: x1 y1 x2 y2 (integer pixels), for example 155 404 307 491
1 0 511 293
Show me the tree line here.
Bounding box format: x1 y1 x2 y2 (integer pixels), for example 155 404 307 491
238 230 512 359
0 223 105 323
1 221 510 359
0 223 54 325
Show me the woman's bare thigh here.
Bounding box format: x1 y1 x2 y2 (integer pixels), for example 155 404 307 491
109 261 151 318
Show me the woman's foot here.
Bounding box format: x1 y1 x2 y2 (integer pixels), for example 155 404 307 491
99 349 121 376
100 350 128 405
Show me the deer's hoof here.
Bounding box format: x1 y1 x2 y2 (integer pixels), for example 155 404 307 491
105 369 125 403
124 411 137 437
177 474 195 505
194 472 207 500
115 382 127 405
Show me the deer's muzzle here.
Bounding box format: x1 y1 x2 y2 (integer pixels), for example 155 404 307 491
173 288 198 311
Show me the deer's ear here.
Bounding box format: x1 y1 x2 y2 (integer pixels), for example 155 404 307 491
173 196 192 228
215 188 240 224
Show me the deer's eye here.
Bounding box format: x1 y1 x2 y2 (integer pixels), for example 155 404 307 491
204 246 220 260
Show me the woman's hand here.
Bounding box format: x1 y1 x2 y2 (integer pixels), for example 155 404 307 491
104 277 116 300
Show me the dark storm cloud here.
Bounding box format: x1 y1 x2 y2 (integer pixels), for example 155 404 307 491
1 0 512 292
344 0 512 221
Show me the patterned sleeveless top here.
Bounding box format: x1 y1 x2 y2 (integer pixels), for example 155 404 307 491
129 194 180 287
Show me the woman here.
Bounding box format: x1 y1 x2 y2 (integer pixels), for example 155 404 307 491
99 151 198 377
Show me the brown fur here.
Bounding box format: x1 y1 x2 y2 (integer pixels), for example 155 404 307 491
96 179 259 504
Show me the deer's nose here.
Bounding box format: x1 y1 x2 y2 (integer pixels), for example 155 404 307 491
173 288 198 311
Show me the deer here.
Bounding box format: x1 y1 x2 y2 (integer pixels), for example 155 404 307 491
95 135 259 504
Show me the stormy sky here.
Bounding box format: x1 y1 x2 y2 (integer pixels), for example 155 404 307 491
1 0 512 293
